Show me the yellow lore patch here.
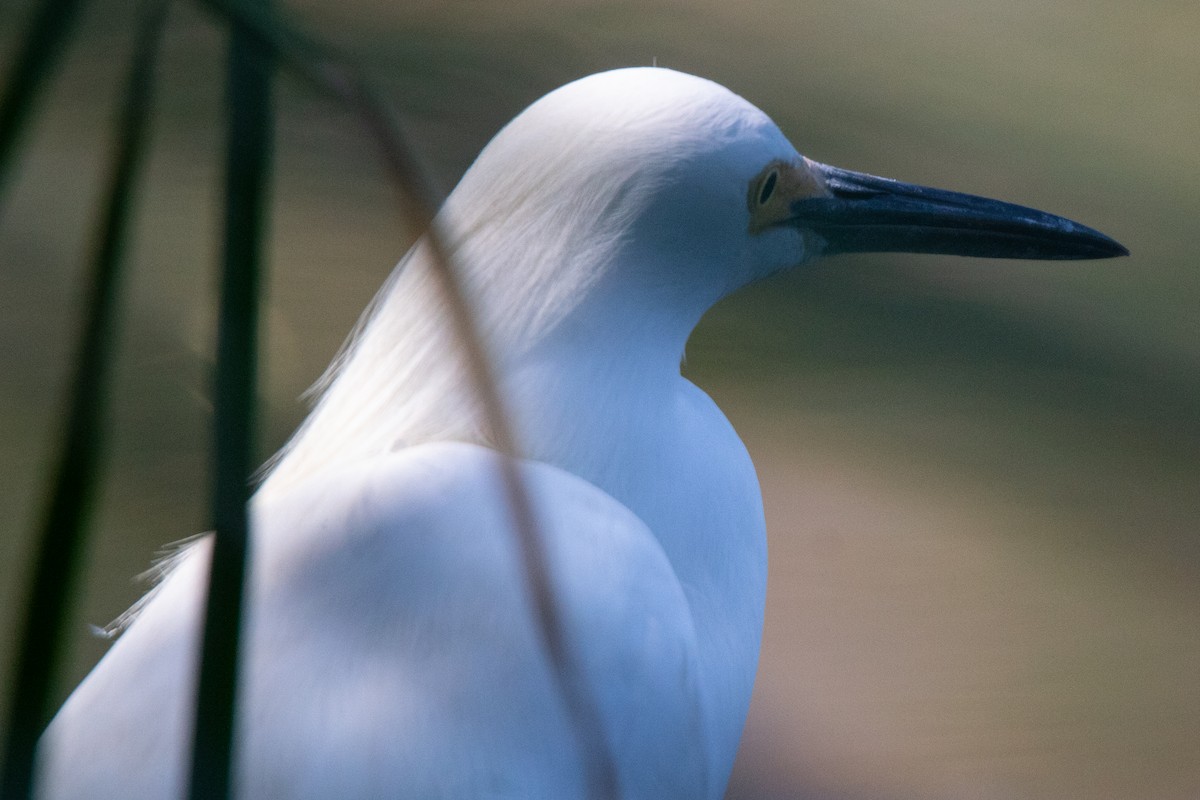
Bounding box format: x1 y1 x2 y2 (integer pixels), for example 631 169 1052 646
747 157 829 233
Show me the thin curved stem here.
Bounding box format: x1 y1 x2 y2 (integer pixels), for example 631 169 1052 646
0 3 169 797
188 1 620 793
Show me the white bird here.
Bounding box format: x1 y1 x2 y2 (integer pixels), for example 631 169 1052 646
36 67 1125 799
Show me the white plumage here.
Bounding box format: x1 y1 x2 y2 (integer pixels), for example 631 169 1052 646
36 67 1124 799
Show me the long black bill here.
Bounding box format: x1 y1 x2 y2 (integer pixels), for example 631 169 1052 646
795 163 1128 260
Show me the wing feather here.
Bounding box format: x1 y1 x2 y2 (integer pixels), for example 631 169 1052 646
38 442 706 799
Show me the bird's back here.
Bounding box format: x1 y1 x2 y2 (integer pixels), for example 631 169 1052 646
37 442 709 799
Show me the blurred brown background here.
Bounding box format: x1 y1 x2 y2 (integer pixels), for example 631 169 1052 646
2 1 1197 798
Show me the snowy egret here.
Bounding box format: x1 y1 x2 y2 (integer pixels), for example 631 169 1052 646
36 67 1125 799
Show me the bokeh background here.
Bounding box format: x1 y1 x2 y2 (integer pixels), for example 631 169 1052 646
2 0 1197 797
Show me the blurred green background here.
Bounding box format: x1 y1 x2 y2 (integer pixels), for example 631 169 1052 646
1 0 1197 798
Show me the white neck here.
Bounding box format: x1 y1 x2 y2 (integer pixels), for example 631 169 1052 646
261 239 765 785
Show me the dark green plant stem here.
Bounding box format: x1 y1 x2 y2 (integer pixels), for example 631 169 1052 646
185 6 273 800
0 4 168 798
187 2 619 794
0 0 87 200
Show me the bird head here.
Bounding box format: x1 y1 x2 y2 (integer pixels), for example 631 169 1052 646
439 67 1125 347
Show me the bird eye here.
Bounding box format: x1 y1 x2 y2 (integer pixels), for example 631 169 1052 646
757 170 779 206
